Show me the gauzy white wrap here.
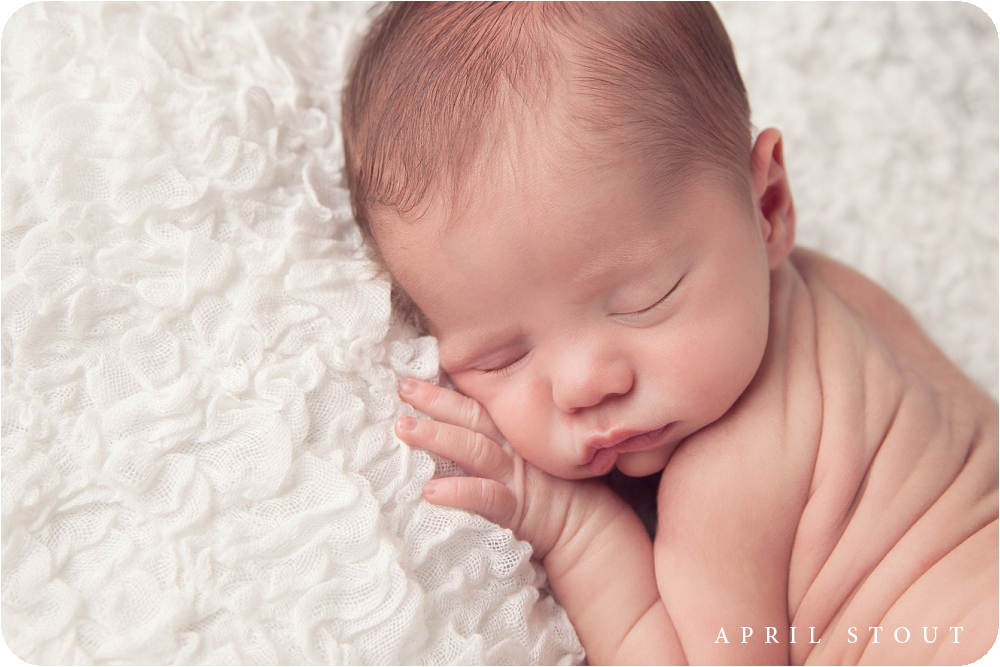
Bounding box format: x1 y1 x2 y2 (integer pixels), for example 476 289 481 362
1 3 584 664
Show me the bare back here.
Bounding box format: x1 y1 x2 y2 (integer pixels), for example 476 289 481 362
655 248 998 664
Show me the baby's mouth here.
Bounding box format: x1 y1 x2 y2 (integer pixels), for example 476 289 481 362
582 423 673 475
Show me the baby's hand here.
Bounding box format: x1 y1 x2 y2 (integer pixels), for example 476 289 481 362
394 377 600 559
396 378 680 664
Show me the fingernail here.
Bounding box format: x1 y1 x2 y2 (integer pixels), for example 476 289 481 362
399 378 417 395
398 416 417 431
423 482 437 495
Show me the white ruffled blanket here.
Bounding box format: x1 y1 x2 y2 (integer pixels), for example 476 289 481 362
2 2 996 665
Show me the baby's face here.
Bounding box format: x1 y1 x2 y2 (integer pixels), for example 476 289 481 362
379 134 773 479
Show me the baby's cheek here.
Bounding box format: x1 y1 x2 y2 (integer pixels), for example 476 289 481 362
693 303 767 411
485 389 545 453
494 406 581 479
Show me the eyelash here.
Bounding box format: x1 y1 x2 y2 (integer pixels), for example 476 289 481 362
483 352 528 377
619 275 684 316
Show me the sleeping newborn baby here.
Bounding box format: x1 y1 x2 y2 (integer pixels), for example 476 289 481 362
341 3 998 664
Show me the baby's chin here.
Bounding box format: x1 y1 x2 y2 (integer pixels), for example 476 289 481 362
615 445 674 477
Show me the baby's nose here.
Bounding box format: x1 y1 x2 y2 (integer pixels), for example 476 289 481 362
550 352 633 413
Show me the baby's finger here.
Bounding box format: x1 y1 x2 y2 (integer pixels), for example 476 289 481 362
423 477 517 530
396 416 513 483
398 378 504 443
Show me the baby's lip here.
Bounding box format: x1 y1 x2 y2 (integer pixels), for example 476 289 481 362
581 423 673 474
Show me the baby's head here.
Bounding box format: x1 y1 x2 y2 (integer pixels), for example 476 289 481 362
342 2 796 478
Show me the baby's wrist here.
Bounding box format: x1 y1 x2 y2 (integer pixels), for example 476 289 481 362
541 478 637 568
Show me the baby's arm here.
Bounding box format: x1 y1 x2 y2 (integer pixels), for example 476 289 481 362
395 378 686 665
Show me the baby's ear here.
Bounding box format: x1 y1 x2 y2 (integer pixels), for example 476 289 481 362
750 128 796 270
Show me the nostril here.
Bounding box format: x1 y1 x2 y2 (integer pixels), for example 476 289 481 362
552 369 633 413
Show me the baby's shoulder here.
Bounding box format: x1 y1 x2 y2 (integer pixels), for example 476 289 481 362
788 246 996 414
788 247 931 357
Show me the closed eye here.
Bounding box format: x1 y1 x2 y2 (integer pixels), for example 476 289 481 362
480 351 529 377
617 274 685 316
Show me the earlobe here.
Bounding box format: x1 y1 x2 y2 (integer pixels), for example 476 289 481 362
751 128 796 270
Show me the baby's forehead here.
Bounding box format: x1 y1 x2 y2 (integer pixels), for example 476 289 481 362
379 136 667 264
381 151 716 294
